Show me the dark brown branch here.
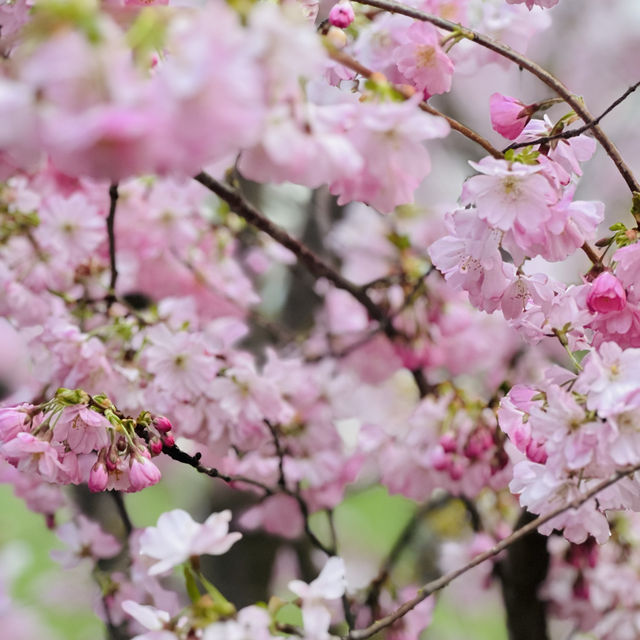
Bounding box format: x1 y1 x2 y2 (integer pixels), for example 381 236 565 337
106 183 119 307
109 491 133 537
161 441 274 495
352 0 640 195
506 80 640 151
346 463 640 640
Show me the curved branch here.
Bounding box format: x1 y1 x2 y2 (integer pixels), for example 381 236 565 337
346 463 640 640
351 0 640 195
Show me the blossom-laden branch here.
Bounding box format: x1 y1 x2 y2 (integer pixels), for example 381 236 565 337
506 80 640 151
106 183 119 307
352 0 640 196
327 47 503 159
346 463 640 640
194 171 432 397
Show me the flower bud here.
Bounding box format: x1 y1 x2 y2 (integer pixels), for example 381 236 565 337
586 271 626 313
489 93 533 140
162 433 175 448
88 461 109 493
328 1 355 28
129 456 161 492
153 416 173 433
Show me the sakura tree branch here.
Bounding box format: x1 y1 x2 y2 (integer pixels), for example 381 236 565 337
160 441 274 496
265 420 336 557
106 183 119 307
328 47 503 159
346 463 640 640
109 491 133 537
351 0 640 195
194 171 431 397
506 80 640 151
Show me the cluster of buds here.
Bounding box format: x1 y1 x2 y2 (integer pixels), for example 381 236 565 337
0 388 175 494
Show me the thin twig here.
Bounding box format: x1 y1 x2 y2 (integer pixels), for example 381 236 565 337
106 183 119 307
346 463 640 640
328 47 503 159
161 441 274 495
506 80 640 151
109 491 133 537
351 0 640 195
364 493 453 616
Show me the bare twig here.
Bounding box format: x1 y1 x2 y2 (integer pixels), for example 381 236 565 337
160 441 274 496
106 183 119 307
346 463 640 640
351 0 640 195
109 491 133 537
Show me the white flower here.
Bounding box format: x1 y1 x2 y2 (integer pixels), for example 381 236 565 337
288 557 346 639
139 509 242 576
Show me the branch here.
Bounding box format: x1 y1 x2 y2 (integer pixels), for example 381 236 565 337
109 491 133 537
106 183 119 307
328 47 503 159
346 463 640 640
506 80 640 151
194 172 432 397
160 441 274 495
351 0 640 195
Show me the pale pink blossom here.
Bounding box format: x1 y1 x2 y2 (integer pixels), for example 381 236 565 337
393 22 454 96
461 157 557 232
289 557 346 639
51 514 121 568
139 509 242 575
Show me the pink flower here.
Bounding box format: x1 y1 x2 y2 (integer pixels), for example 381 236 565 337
328 2 355 28
51 514 121 569
88 461 109 493
129 456 162 493
53 405 111 455
461 157 558 232
139 509 242 576
587 272 626 314
393 22 454 96
489 93 532 140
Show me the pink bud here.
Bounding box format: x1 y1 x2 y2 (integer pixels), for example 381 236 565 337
328 1 355 28
586 272 626 314
162 433 175 448
153 416 173 433
439 432 457 453
430 446 450 471
149 438 163 455
128 457 161 492
88 462 109 493
525 439 547 464
489 93 532 140
448 459 465 481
